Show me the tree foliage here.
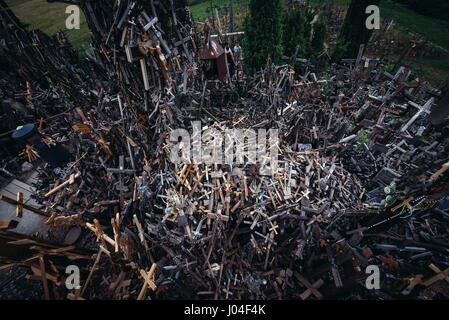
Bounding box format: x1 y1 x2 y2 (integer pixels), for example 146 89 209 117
332 0 380 62
242 0 283 74
281 6 328 72
310 19 327 56
282 9 307 60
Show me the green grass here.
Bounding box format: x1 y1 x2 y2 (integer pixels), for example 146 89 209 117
403 56 449 88
188 0 232 21
380 1 449 51
5 0 90 52
308 0 449 51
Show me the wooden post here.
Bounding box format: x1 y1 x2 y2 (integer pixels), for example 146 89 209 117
16 192 23 218
39 255 50 300
45 172 81 198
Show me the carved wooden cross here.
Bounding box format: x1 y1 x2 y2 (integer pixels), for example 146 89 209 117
138 263 157 300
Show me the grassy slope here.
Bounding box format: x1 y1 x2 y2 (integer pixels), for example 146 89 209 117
309 0 449 87
5 0 90 52
379 1 449 87
188 0 230 21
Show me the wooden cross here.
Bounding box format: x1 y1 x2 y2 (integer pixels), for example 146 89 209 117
106 155 136 177
430 160 449 181
222 278 232 299
299 278 324 300
178 163 194 188
294 272 322 300
391 197 414 212
174 34 193 62
268 221 279 235
206 212 229 222
138 263 157 300
39 254 50 300
401 275 423 295
422 264 449 287
400 98 434 132
386 140 408 157
0 194 50 217
106 155 136 206
379 254 399 270
45 172 81 198
133 214 153 262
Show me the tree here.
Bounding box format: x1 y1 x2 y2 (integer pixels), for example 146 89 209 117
282 9 306 62
310 19 327 59
281 6 328 72
332 0 380 62
242 0 283 74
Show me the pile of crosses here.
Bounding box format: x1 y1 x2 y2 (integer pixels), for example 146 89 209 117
0 0 448 300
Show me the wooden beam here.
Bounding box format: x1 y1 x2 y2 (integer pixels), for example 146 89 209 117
16 192 23 218
0 220 19 230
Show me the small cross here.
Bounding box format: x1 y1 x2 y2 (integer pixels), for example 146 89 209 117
106 155 136 206
268 221 279 235
422 266 449 287
386 140 408 157
428 264 449 283
379 254 399 270
299 278 324 300
391 196 414 212
294 272 322 300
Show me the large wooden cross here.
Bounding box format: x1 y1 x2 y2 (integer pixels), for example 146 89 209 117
0 194 49 217
400 98 434 132
422 264 449 287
